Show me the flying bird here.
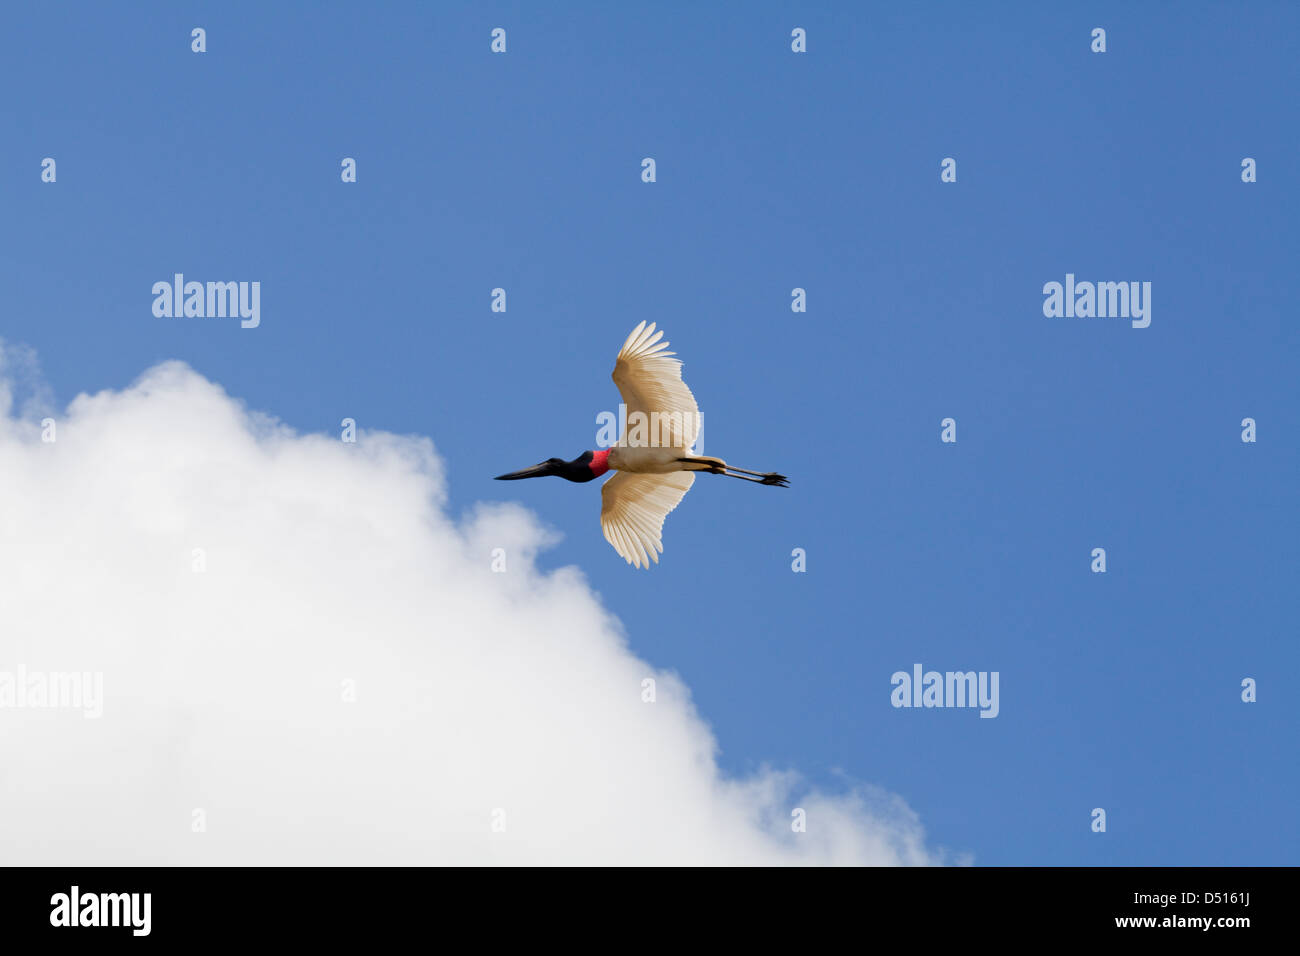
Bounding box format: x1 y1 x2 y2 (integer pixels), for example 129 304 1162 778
495 321 788 568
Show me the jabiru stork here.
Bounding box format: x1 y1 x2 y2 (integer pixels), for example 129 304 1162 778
495 321 788 568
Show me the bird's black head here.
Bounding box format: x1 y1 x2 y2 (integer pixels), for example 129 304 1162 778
495 451 598 483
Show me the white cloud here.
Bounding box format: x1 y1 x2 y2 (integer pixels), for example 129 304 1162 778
0 354 948 865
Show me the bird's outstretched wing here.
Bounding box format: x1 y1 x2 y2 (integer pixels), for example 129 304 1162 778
612 321 701 450
600 471 695 568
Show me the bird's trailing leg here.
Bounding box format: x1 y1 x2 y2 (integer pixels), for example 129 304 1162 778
723 464 789 481
677 457 789 487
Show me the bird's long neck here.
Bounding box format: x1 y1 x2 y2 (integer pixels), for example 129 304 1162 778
550 451 610 483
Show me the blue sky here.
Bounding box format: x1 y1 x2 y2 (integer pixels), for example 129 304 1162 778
3 1 1296 864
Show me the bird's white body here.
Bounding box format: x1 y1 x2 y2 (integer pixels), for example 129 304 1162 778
608 446 722 474
596 322 733 567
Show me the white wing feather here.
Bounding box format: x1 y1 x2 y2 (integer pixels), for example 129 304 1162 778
600 471 695 569
611 321 701 450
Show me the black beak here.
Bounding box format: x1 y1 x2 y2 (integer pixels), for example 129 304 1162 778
494 462 554 480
